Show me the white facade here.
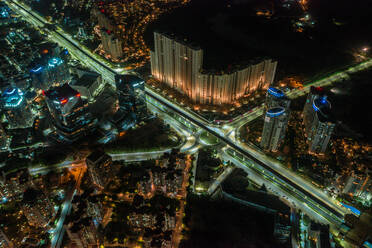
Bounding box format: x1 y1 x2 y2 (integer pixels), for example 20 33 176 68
101 29 123 60
150 32 277 104
260 107 289 152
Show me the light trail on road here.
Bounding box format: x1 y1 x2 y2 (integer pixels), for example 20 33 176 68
8 0 372 230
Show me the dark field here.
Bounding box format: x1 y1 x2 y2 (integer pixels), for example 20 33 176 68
145 0 372 80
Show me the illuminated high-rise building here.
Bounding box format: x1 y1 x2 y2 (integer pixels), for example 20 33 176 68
94 7 115 32
150 31 277 105
150 32 203 100
30 64 49 89
21 188 54 227
115 75 147 121
303 86 325 132
1 87 34 129
44 84 97 143
30 57 70 90
47 57 70 85
101 29 123 60
0 3 11 19
304 95 335 154
0 229 14 248
108 75 147 131
260 107 289 152
265 87 290 111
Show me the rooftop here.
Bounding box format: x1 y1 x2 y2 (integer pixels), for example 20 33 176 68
48 57 63 68
310 86 325 95
267 87 285 98
312 96 334 123
155 31 202 51
1 87 25 108
71 73 100 88
266 107 285 118
44 83 80 102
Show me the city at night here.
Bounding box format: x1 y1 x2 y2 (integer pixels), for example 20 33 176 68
0 0 371 247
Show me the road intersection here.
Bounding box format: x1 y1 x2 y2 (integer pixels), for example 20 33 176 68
7 0 372 243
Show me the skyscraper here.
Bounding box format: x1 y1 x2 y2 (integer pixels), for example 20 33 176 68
265 87 291 111
260 107 289 152
150 31 277 105
44 83 97 143
115 75 147 121
303 86 325 132
47 57 70 86
303 87 335 154
308 97 335 154
1 87 34 129
30 57 70 90
30 64 49 90
101 29 123 60
21 188 54 227
94 8 115 32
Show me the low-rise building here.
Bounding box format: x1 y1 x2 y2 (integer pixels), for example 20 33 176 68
343 172 371 197
128 213 157 229
0 229 14 248
21 187 54 227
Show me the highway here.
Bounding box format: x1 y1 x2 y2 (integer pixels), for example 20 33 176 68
221 147 341 225
145 89 346 224
9 0 372 229
50 190 76 248
28 160 85 175
9 0 346 225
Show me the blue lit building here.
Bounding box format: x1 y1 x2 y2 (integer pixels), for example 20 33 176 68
1 87 34 129
30 57 70 90
0 5 10 19
30 64 48 89
47 57 70 86
44 84 97 143
265 87 291 111
260 107 289 151
113 75 147 130
303 86 325 131
303 86 335 154
0 3 16 26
